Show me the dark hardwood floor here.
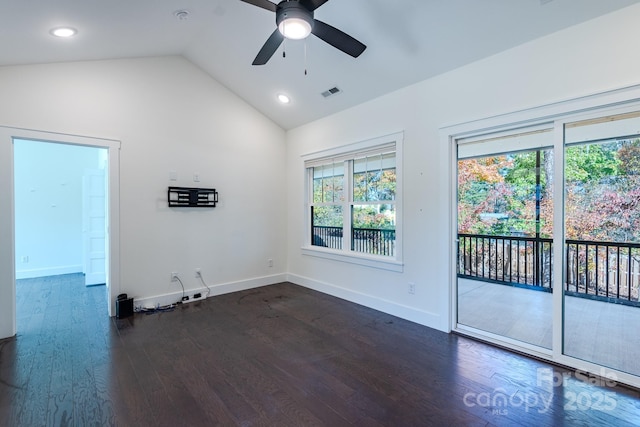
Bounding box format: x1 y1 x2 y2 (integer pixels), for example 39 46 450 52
2 274 640 426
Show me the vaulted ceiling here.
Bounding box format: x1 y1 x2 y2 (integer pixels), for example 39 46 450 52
2 0 638 129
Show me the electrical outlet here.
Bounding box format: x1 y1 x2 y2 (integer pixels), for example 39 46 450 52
268 258 273 267
181 292 206 304
171 272 178 281
195 268 201 278
408 282 416 295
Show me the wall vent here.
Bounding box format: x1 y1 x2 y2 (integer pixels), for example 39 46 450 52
321 86 342 98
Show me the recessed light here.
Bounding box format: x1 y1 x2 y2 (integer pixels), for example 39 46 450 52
277 94 291 104
50 27 77 38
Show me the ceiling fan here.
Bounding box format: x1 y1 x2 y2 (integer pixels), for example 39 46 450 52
240 0 367 65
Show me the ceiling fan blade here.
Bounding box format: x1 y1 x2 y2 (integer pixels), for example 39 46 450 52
299 0 330 11
312 19 366 58
252 29 285 65
239 0 277 12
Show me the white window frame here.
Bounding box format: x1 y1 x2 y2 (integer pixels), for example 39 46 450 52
301 132 404 272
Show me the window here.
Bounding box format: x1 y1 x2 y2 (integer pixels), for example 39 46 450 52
303 133 403 271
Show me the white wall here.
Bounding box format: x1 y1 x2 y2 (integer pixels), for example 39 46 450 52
285 4 640 332
3 5 640 340
0 56 287 337
14 140 102 279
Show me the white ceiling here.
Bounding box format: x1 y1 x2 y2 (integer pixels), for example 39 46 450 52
1 0 638 130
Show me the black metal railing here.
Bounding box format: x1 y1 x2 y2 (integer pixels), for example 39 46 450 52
313 225 343 250
565 239 640 305
458 233 640 306
352 228 396 256
312 226 396 257
458 233 553 291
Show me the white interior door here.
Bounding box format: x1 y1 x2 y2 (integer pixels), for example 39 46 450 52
83 169 106 286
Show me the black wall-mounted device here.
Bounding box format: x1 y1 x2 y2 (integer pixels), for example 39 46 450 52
168 186 218 207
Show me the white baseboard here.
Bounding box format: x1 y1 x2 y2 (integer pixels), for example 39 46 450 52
132 273 288 309
15 265 82 280
287 273 446 332
16 269 444 332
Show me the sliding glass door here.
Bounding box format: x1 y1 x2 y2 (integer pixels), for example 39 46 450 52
563 112 640 377
451 93 640 388
456 127 554 349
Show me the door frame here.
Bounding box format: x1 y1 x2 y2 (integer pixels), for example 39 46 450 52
443 83 640 389
0 126 120 339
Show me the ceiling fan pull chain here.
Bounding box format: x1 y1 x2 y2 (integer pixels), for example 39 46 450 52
304 41 308 75
283 20 287 58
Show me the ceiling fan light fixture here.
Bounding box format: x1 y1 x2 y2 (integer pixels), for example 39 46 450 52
244 0 366 66
278 17 312 40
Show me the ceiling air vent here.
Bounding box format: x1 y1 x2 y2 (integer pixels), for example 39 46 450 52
321 86 342 98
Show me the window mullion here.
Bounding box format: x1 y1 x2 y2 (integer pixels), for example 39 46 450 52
345 159 353 253
307 167 313 246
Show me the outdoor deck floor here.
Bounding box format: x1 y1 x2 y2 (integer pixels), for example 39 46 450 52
458 278 640 377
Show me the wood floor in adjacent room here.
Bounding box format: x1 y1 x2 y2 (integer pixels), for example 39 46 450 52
2 275 640 426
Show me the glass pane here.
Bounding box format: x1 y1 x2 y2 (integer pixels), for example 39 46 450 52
353 168 367 202
351 204 395 256
564 115 640 377
458 150 553 238
311 206 343 249
332 174 344 203
457 144 553 349
313 176 322 204
354 153 396 202
312 163 344 203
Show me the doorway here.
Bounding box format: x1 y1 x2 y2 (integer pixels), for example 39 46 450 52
14 140 107 283
14 140 107 332
448 94 640 389
0 127 121 339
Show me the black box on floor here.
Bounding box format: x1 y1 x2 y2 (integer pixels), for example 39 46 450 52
116 294 133 318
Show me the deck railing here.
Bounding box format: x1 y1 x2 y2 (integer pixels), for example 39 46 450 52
312 226 396 257
565 239 640 305
313 228 640 304
458 233 640 306
352 228 396 256
313 225 343 250
458 233 553 291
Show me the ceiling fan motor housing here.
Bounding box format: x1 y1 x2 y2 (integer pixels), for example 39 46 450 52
276 1 314 32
